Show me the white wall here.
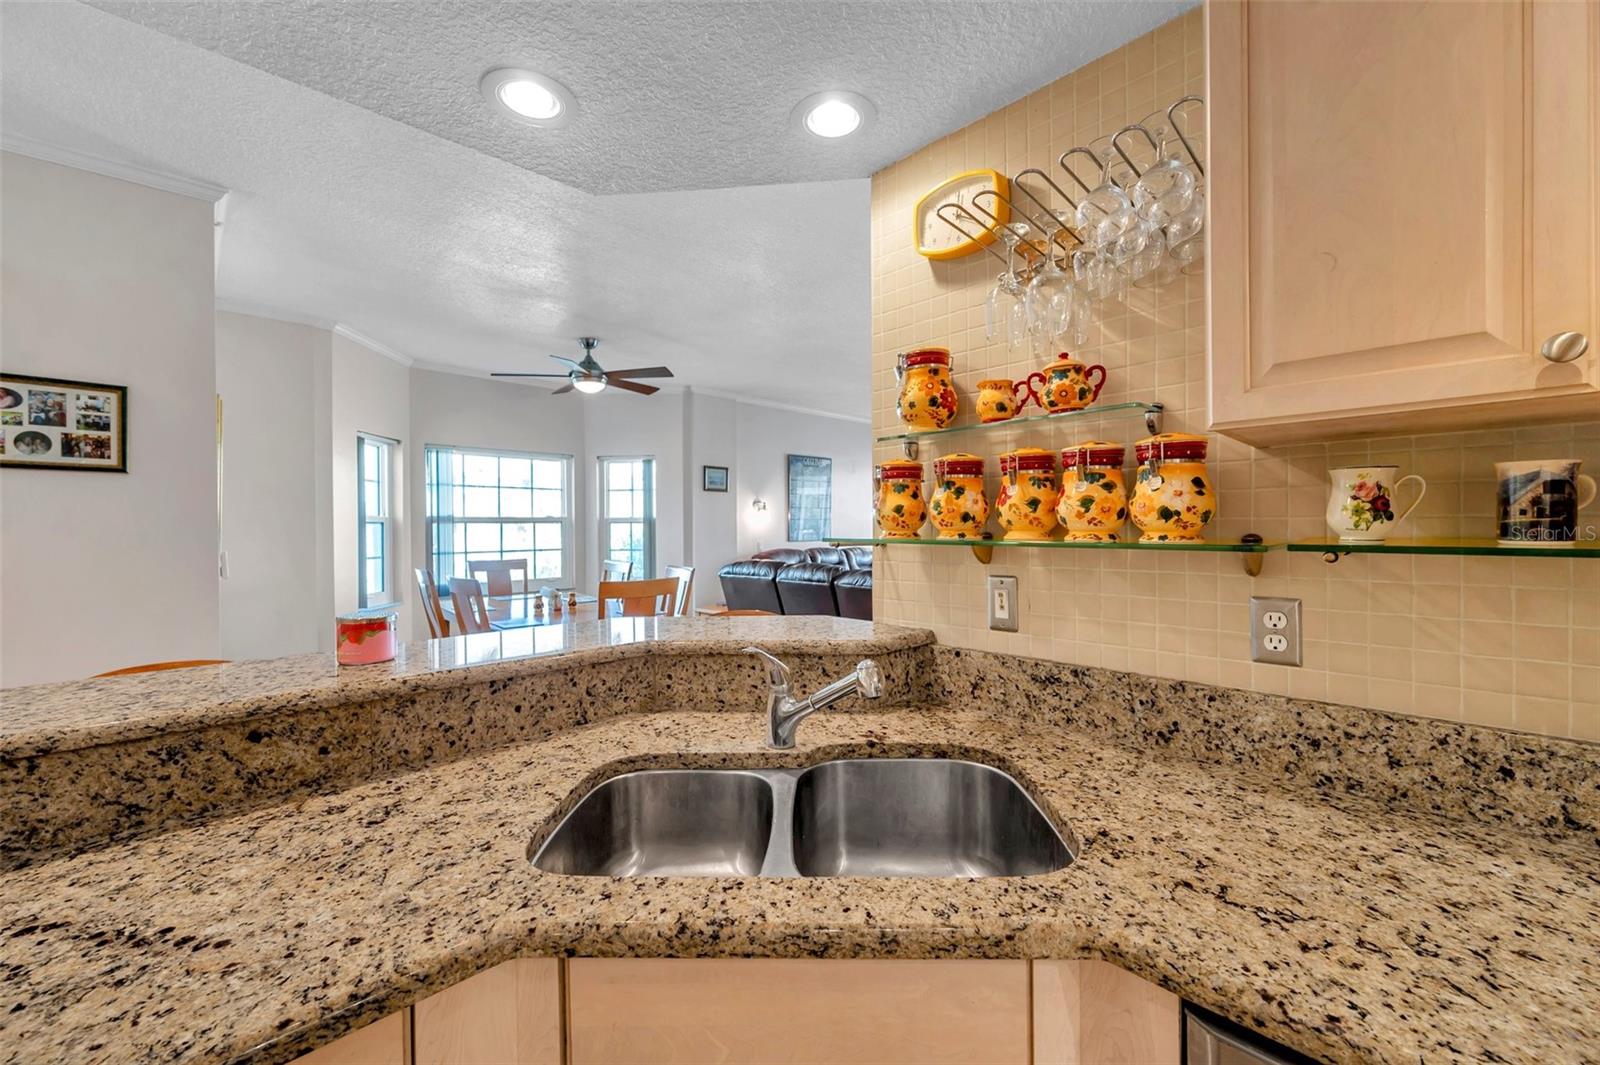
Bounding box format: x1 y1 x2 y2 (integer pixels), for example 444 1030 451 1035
733 402 870 558
0 153 219 685
215 311 330 659
685 391 738 607
581 390 687 589
407 368 586 637
330 329 411 631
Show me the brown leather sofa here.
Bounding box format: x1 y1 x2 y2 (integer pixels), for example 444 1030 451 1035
717 546 872 618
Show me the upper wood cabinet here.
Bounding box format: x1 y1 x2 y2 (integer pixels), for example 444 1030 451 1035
1206 0 1599 446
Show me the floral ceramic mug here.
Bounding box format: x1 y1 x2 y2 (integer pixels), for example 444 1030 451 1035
1325 466 1426 541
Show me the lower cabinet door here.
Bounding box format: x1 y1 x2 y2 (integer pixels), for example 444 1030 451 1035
292 1011 408 1065
566 958 1031 1065
1032 960 1181 1065
413 958 563 1065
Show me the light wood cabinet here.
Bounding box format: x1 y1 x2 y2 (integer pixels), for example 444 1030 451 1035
1207 0 1599 446
288 957 1182 1065
413 957 562 1065
292 1010 409 1065
1033 959 1181 1065
565 958 1031 1065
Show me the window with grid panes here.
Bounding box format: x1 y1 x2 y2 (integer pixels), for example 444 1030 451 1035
425 446 573 590
598 456 655 580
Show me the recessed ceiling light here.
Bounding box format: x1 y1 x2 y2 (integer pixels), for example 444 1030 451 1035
480 67 575 128
793 90 875 140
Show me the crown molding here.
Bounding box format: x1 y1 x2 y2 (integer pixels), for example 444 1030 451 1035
1 133 229 203
689 386 870 425
333 324 414 367
215 297 337 331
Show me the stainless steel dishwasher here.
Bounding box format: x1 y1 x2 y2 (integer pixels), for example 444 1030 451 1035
1185 1005 1324 1065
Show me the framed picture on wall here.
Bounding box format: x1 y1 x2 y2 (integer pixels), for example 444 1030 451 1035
0 373 127 473
787 454 832 541
702 465 729 492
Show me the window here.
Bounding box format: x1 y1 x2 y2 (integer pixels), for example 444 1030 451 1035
357 433 397 607
599 457 655 580
425 445 573 589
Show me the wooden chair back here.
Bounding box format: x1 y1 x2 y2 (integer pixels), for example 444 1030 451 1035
601 558 633 582
664 564 695 616
449 576 494 634
597 578 679 619
415 568 450 638
95 659 229 678
469 558 527 597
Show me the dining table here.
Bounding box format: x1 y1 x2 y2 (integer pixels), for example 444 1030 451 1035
444 591 602 631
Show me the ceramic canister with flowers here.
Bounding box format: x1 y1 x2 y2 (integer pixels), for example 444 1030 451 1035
1130 433 1215 542
1325 466 1426 542
874 460 926 539
996 447 1061 540
894 348 958 430
929 453 988 539
1058 440 1129 541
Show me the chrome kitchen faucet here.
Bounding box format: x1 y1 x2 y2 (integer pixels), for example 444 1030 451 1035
743 647 882 749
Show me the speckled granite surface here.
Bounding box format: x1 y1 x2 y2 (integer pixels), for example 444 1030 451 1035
0 619 936 868
937 645 1600 844
0 616 930 757
3 708 1597 1065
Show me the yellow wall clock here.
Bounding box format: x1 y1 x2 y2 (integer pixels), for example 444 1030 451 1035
913 169 1010 261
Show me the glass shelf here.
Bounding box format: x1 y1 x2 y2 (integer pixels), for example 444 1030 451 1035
831 534 1275 574
1290 537 1600 560
875 401 1161 444
832 536 1272 553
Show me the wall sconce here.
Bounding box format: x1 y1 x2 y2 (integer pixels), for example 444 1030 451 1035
751 499 768 512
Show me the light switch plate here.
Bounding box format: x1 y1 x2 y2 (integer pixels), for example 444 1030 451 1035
1250 596 1301 666
988 575 1019 632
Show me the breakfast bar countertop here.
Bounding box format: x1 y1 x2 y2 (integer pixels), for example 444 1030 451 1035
2 705 1597 1065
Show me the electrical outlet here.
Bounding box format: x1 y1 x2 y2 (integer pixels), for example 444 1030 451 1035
988 575 1019 632
1250 596 1302 666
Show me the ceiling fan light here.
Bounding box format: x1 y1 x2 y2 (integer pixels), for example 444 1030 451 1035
573 376 606 394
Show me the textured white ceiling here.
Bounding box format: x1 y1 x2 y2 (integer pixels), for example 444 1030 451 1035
83 0 1192 195
2 1 873 416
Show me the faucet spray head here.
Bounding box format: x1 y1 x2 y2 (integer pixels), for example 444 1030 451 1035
855 659 883 699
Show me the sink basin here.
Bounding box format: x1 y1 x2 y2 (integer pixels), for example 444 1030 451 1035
531 769 774 876
791 759 1073 877
531 759 1074 878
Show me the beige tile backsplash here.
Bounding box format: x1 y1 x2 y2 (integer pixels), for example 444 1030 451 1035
869 9 1599 741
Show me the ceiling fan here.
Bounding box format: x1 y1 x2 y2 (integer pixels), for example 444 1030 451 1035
490 337 674 396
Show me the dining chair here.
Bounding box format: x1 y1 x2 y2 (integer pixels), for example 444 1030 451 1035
664 564 695 616
596 578 679 619
469 558 528 597
94 659 229 677
415 568 450 638
449 576 494 634
601 558 633 582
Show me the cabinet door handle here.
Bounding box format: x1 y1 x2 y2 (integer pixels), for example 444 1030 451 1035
1541 331 1589 363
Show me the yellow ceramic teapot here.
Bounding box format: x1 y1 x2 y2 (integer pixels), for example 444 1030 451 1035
996 448 1061 540
1026 353 1107 414
895 348 958 430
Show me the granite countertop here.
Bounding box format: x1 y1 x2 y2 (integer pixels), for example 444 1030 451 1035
0 616 927 758
3 707 1596 1065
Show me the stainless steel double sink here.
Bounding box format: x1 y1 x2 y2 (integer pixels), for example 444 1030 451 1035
531 759 1076 878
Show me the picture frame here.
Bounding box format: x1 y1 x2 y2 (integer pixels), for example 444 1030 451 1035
786 454 833 541
0 373 127 473
702 465 729 492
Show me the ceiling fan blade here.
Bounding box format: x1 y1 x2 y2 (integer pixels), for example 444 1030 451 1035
551 383 576 395
604 366 674 379
606 378 660 396
549 355 582 369
491 372 573 378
